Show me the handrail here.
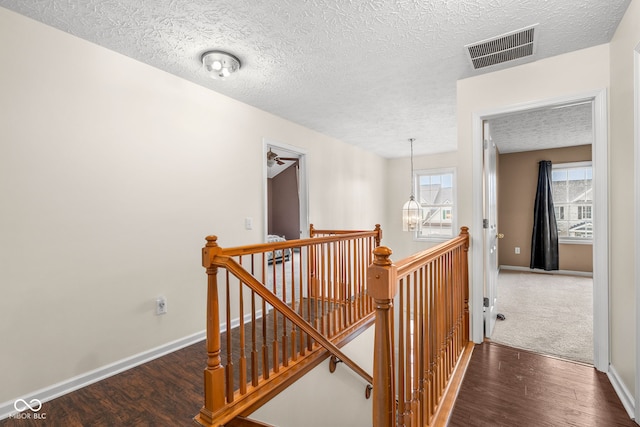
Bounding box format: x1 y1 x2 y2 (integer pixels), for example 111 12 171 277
310 223 382 244
394 232 469 276
220 230 381 257
214 255 373 385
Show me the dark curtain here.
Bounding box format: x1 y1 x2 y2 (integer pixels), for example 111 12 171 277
530 160 559 271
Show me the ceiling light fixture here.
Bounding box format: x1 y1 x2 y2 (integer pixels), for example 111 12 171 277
402 138 423 232
201 50 241 80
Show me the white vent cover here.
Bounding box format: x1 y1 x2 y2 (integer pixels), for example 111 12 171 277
465 24 539 70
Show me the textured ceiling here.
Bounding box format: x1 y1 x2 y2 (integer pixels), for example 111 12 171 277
489 102 593 154
0 0 629 158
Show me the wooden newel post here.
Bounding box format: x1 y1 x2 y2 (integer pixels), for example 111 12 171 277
368 246 398 427
199 235 225 424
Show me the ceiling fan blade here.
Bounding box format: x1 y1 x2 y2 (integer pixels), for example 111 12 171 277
267 149 279 160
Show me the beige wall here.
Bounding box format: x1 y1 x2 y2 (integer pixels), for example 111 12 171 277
609 0 640 403
0 8 387 404
498 145 593 272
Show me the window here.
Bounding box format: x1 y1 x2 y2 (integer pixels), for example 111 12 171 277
415 168 456 240
578 205 592 220
551 162 593 242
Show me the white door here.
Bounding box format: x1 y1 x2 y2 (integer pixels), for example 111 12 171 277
483 122 499 337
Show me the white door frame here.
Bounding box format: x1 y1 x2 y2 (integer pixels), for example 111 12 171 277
262 138 310 239
483 123 499 337
471 89 609 372
634 43 640 419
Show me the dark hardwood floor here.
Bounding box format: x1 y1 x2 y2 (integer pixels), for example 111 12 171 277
449 342 636 427
2 340 635 426
0 340 206 427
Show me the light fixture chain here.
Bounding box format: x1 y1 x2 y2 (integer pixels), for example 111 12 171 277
409 138 415 198
402 137 422 232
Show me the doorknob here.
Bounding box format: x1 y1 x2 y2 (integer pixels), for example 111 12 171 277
497 233 504 239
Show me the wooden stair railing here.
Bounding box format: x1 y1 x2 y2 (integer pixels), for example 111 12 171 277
195 225 381 427
368 227 474 427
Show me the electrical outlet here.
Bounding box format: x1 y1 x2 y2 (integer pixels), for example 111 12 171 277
156 296 167 315
245 217 253 230
515 247 520 254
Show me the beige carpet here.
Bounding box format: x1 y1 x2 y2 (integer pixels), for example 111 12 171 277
489 270 593 364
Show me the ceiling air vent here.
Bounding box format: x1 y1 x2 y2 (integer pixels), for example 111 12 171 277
465 24 538 70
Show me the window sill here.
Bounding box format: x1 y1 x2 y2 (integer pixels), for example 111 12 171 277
415 236 454 243
559 239 593 245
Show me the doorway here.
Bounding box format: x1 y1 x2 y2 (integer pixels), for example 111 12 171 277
471 89 609 372
486 104 595 363
263 140 309 240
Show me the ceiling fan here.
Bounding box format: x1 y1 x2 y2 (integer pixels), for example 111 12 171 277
267 149 298 167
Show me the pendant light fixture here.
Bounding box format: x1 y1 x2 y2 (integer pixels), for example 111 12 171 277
402 138 423 231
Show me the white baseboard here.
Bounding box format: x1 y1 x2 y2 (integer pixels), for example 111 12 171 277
0 330 206 421
499 265 593 277
607 365 636 421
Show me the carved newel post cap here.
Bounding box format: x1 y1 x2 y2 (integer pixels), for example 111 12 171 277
203 236 221 268
205 235 219 247
372 246 393 266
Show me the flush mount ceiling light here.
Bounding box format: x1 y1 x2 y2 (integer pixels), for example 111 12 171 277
201 50 241 80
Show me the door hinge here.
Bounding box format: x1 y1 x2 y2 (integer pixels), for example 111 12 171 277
483 297 490 307
483 219 489 229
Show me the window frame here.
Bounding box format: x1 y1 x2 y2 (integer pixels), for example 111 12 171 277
552 161 593 245
413 167 457 242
